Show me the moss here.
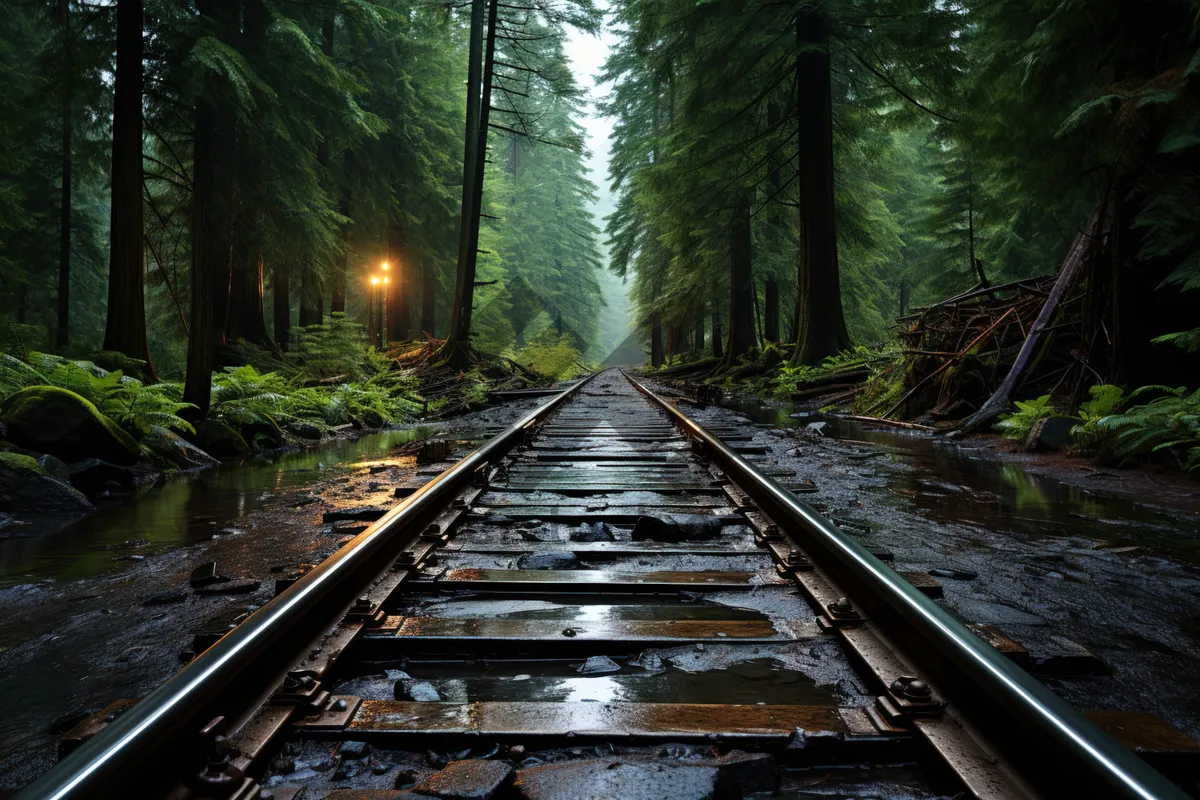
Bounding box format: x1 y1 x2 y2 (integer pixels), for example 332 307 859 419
0 451 45 475
1 385 141 465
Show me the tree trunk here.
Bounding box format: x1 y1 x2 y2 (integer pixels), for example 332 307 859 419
764 276 779 342
726 195 756 361
57 76 71 351
331 196 348 314
899 279 910 317
446 0 495 347
693 311 704 353
54 0 71 351
226 248 272 348
387 225 412 342
273 263 290 350
421 258 436 337
185 41 216 417
791 12 850 366
650 312 663 367
299 270 323 327
103 0 154 373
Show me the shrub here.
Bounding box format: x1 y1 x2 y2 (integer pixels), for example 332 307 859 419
1093 386 1200 470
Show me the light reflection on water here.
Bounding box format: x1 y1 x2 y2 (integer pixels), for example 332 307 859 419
0 426 434 588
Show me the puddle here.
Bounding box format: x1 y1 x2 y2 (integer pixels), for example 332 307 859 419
402 658 838 705
719 396 1200 560
0 426 435 588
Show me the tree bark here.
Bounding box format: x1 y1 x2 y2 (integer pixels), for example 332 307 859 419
102 0 155 373
226 247 272 348
650 312 663 367
446 0 495 346
57 59 71 350
273 262 290 350
299 270 323 327
764 275 779 342
331 196 348 314
791 12 850 366
726 195 756 362
421 258 436 337
693 311 704 353
387 224 412 342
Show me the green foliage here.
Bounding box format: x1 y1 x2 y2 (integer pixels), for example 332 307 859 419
0 351 196 436
767 346 880 398
995 395 1054 441
517 333 585 381
1092 387 1200 471
291 315 372 381
1071 384 1126 445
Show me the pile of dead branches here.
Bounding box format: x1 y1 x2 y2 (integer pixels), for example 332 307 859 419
866 208 1106 428
388 336 550 416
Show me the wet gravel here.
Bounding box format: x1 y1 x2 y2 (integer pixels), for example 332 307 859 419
656 381 1200 743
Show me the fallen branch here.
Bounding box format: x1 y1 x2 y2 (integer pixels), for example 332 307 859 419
957 205 1106 434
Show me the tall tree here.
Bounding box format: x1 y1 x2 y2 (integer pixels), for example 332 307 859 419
102 0 155 372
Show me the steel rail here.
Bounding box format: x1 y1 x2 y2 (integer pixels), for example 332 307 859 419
625 372 1186 800
18 372 599 800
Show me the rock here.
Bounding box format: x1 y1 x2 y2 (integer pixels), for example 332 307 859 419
194 578 261 596
1023 416 1075 453
514 759 721 800
189 562 230 588
395 678 441 702
288 421 323 440
323 507 388 523
576 655 621 675
416 759 514 800
0 386 140 465
0 452 94 515
570 522 615 542
90 350 153 382
192 419 250 459
144 426 218 470
929 567 978 580
631 514 722 543
36 454 71 483
805 421 828 434
142 588 189 606
518 551 579 570
68 458 137 495
339 740 370 760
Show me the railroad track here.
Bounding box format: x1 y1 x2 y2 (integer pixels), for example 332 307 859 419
17 369 1198 799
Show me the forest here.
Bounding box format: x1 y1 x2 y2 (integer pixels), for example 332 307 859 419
0 0 1198 486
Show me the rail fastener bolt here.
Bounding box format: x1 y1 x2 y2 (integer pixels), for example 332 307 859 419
890 675 934 703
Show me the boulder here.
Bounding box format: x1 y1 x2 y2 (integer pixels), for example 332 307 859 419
1 386 140 466
90 351 154 382
144 425 218 470
68 458 137 495
287 421 323 441
192 419 249 459
36 454 71 484
0 452 94 515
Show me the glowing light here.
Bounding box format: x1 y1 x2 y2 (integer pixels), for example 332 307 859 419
383 276 389 284
371 277 379 285
381 261 390 271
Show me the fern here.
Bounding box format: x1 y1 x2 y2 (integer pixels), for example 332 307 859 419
995 395 1054 441
1093 387 1200 470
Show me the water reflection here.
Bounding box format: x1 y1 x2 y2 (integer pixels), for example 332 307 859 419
0 426 434 588
718 396 1200 559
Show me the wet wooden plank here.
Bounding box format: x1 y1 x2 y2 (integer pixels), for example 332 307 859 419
447 541 757 556
467 507 737 523
432 568 778 591
491 485 727 495
476 493 725 508
384 616 815 645
345 701 849 741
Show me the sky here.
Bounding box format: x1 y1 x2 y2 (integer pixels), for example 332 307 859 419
563 4 634 361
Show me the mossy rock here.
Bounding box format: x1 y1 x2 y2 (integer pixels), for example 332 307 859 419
193 418 250 460
0 386 140 466
0 451 93 514
90 350 154 382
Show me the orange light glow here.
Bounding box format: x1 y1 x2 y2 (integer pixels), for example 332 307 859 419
371 277 380 285
381 261 390 271
383 276 389 284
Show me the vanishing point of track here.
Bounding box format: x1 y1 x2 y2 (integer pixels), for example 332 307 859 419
17 369 1194 799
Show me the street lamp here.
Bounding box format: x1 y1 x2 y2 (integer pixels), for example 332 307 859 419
369 261 390 348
